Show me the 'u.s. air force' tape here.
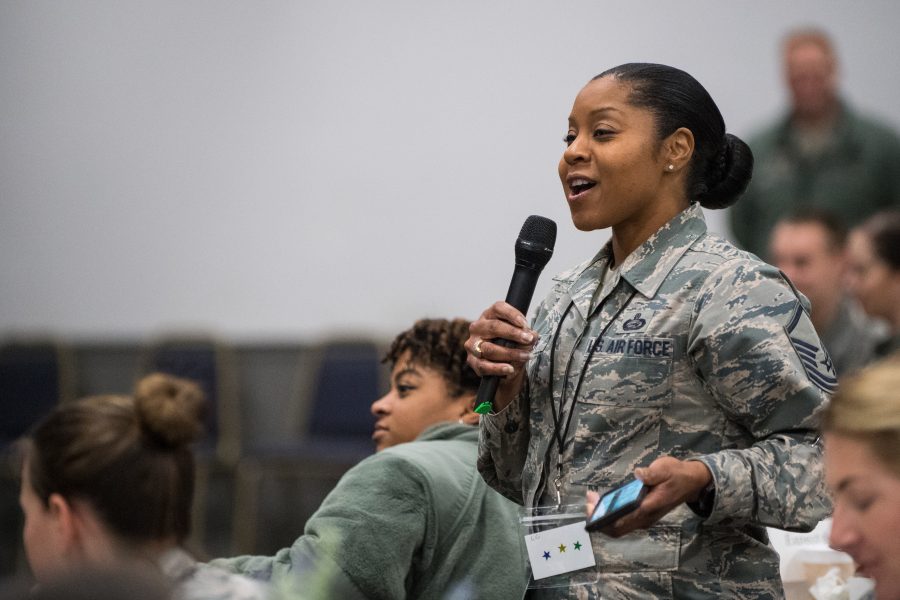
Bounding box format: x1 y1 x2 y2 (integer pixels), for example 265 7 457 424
786 304 838 394
593 336 674 358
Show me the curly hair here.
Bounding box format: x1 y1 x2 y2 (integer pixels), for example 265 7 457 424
383 318 480 398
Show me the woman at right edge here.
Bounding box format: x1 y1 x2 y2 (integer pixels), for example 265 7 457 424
467 63 832 598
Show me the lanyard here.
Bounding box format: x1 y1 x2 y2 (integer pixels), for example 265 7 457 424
544 290 637 506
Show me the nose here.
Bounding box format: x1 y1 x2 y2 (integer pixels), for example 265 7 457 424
828 503 860 554
370 390 392 417
562 132 589 165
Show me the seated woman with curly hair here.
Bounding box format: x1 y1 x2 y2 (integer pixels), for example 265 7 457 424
213 318 528 600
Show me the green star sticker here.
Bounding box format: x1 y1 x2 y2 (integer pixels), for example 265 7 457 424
573 541 582 550
558 543 566 553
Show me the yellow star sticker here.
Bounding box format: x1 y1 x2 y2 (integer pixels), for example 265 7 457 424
558 543 566 553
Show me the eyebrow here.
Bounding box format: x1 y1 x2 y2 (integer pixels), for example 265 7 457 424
835 476 860 493
393 366 421 382
568 106 624 124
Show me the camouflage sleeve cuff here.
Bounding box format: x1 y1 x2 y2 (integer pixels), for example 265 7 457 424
477 386 530 505
481 391 528 447
686 454 746 525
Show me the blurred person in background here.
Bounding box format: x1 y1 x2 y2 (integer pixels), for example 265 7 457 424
730 28 900 257
846 211 900 358
212 318 528 600
824 356 900 600
17 374 268 600
768 209 883 376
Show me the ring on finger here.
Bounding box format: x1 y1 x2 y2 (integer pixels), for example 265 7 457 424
473 338 485 358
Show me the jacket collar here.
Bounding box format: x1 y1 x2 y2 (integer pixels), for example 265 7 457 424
417 422 478 443
775 100 863 159
553 203 708 319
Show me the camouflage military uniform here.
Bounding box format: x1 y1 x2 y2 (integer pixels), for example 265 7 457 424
479 203 832 599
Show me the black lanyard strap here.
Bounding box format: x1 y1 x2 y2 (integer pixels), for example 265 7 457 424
544 290 638 483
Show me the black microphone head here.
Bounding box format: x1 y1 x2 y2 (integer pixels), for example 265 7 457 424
515 215 556 271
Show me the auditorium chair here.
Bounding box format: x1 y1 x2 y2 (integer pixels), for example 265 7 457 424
0 338 77 577
231 337 388 555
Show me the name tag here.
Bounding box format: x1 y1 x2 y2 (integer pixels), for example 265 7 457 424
595 336 673 358
524 521 596 580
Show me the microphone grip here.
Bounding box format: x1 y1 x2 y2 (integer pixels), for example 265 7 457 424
473 338 518 413
473 264 540 414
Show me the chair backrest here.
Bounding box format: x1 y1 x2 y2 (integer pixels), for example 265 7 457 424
301 338 388 439
139 336 240 466
0 340 75 446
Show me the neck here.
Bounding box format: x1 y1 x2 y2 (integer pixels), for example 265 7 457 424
792 101 840 130
811 293 842 335
890 300 900 335
611 198 688 266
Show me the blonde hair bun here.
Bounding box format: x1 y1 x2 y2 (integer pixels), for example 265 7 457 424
134 373 206 447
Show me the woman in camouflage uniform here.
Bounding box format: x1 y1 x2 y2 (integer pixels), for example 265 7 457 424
467 63 832 598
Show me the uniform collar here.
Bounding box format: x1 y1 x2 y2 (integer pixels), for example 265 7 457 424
554 203 708 319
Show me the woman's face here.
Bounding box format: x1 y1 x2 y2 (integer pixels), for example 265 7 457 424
20 462 69 581
846 230 897 322
826 432 900 598
558 76 669 233
370 352 472 451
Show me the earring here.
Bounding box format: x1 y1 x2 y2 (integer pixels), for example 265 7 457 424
667 164 675 171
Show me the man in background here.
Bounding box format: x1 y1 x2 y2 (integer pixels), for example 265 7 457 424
731 28 900 257
768 209 883 376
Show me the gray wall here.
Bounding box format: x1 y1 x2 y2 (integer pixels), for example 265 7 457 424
3 1 899 341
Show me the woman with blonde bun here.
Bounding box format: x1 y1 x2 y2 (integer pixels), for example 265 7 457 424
824 356 900 600
18 373 267 600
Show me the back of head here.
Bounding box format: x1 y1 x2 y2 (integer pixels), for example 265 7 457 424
823 355 900 477
594 63 754 210
384 318 479 397
25 373 206 544
859 210 900 271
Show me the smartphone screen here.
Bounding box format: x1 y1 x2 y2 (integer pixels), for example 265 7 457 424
586 478 646 531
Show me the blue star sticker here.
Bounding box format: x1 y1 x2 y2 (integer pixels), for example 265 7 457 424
542 551 551 560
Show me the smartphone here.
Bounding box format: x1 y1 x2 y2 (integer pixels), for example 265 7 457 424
585 477 648 532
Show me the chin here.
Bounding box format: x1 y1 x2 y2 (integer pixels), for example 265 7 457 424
569 211 610 232
873 570 900 600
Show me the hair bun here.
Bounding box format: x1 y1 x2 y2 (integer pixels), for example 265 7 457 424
698 133 754 210
134 373 206 448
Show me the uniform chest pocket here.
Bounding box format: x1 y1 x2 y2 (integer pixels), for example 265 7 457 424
569 337 674 486
578 336 674 408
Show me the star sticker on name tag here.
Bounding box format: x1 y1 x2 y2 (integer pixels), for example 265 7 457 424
542 551 551 560
558 544 566 553
573 541 582 550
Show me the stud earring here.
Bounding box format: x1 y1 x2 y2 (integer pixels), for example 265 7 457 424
667 164 675 171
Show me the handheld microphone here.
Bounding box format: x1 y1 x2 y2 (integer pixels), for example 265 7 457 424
473 215 557 414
